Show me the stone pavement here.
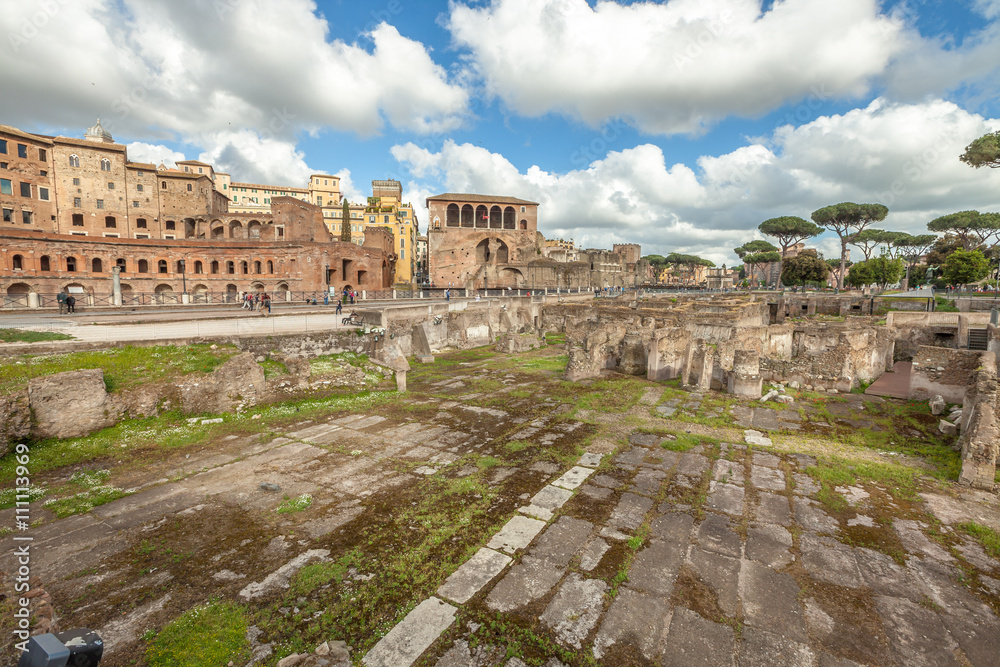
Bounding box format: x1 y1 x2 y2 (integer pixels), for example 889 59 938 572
362 431 1000 666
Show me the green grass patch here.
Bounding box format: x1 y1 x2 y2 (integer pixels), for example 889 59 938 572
291 551 361 596
573 377 645 414
0 343 237 394
544 332 566 345
661 431 717 452
276 493 313 514
0 329 75 343
806 456 921 511
259 357 288 378
505 439 532 453
476 456 502 470
518 354 568 373
146 599 249 667
41 469 131 518
955 521 1000 559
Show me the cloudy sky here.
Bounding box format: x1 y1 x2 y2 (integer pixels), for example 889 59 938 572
2 0 999 265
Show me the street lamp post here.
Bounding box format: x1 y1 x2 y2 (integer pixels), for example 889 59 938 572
179 259 186 296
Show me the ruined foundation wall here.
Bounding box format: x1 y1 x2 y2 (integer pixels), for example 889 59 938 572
957 352 999 490
909 346 983 404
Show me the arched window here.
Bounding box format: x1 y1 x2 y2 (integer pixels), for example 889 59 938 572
267 260 274 274
176 260 184 273
116 258 126 272
446 204 460 227
100 158 111 172
158 259 168 273
211 260 219 274
242 261 249 274
194 260 203 274
254 260 262 274
138 259 149 273
92 258 103 273
69 154 80 167
66 257 77 272
503 207 516 230
475 205 488 228
520 219 528 230
227 261 235 274
39 255 50 271
11 254 23 270
489 206 502 229
461 205 474 227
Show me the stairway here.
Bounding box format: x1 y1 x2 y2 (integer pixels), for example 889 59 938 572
968 328 988 351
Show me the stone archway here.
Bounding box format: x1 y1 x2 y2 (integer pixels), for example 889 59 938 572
476 239 491 263
499 268 523 286
6 282 31 295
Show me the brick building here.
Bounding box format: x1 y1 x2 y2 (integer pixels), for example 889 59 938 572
0 121 394 303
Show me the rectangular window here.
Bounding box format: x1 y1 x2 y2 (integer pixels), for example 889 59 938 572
135 233 149 239
71 232 86 236
72 214 83 226
400 248 405 260
0 140 6 154
22 210 32 224
136 218 147 228
17 144 27 158
186 183 192 191
19 182 30 197
0 162 6 169
108 182 115 190
165 220 175 230
103 233 119 237
384 215 390 223
369 215 375 222
73 177 80 186
2 178 12 194
222 183 227 189
521 206 526 212
132 200 139 207
39 187 49 201
38 148 46 162
73 197 81 207
137 183 143 192
39 170 46 176
163 234 175 240
1 208 12 222
161 182 166 189
96 199 104 209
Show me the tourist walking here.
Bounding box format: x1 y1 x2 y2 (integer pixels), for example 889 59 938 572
262 292 271 316
57 290 67 314
336 298 342 315
445 289 450 301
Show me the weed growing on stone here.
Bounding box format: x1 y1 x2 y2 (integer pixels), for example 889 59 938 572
42 468 132 518
955 521 1000 558
276 493 313 514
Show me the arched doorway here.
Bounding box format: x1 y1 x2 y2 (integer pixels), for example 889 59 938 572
499 268 524 287
154 283 173 304
496 240 509 264
229 220 243 238
6 282 31 295
461 204 474 227
226 284 238 303
503 207 516 229
489 206 502 229
475 205 488 228
476 239 491 263
191 283 209 303
446 204 459 227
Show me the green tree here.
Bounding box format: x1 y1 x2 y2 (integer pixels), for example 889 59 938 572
942 249 990 289
811 202 889 290
663 252 715 267
341 198 351 243
734 240 779 286
848 229 908 261
926 211 1000 250
960 131 1000 169
758 216 822 287
643 254 668 269
846 257 904 291
780 249 829 287
893 233 937 287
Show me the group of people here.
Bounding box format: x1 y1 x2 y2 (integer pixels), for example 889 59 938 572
56 290 76 314
342 288 357 305
238 291 272 316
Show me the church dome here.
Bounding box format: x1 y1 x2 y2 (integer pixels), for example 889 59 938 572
84 118 114 143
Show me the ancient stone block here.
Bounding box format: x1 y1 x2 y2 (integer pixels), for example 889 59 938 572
28 369 122 440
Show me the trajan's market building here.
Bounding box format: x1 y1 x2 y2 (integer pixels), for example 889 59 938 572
0 121 396 305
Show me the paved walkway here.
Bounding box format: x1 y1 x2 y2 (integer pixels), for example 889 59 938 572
865 361 912 400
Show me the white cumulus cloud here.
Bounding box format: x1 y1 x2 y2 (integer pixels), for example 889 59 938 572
447 0 906 135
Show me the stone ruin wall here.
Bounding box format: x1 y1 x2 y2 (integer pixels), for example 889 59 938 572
956 351 999 490
910 346 983 404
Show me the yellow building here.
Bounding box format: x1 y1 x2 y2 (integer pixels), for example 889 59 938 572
321 179 418 286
